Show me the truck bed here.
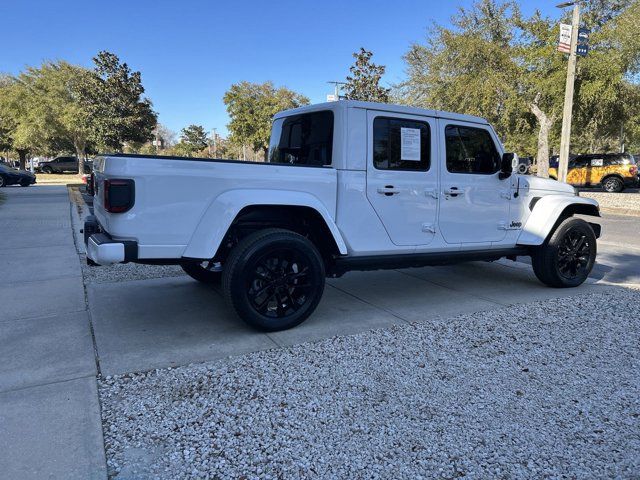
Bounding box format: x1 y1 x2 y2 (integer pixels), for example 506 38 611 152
92 154 338 259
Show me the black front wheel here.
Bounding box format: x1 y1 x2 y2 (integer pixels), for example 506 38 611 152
0 175 5 187
181 260 222 284
532 217 597 288
223 228 325 331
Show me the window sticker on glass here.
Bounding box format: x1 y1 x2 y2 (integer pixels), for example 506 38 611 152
400 127 421 161
591 158 603 167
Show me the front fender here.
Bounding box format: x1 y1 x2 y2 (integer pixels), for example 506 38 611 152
182 189 348 259
517 195 600 246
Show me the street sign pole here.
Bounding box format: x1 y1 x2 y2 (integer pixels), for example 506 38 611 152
557 3 580 184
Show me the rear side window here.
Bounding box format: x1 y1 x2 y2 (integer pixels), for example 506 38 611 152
445 125 500 174
268 111 333 166
373 117 430 171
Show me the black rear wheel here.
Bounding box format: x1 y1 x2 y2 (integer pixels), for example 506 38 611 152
181 260 222 284
42 166 53 174
223 229 325 331
532 217 597 288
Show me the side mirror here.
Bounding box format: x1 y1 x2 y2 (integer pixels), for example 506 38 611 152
499 153 515 180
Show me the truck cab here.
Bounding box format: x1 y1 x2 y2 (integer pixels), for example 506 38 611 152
85 101 601 331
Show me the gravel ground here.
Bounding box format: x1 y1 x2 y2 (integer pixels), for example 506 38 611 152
100 287 640 479
80 254 185 284
579 191 640 212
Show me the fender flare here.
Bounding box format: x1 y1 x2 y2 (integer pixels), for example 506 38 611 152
517 195 600 246
182 189 348 259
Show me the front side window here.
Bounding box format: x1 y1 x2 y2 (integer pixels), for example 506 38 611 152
373 117 430 171
445 125 500 174
268 111 333 166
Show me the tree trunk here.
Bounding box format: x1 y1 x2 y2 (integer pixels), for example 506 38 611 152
530 94 555 179
74 139 86 177
262 146 269 162
17 149 28 170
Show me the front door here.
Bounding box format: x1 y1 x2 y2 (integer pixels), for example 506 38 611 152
366 111 438 246
438 121 510 244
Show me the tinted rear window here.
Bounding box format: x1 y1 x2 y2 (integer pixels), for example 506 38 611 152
268 111 333 166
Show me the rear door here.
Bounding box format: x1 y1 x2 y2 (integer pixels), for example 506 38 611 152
365 111 438 246
438 121 510 244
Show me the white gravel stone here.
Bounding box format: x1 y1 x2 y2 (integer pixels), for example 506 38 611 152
579 191 640 212
80 254 185 284
99 287 640 479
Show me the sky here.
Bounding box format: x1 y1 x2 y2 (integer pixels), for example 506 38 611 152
0 0 559 137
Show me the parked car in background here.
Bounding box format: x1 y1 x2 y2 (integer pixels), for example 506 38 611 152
549 152 638 192
38 156 92 174
0 163 36 187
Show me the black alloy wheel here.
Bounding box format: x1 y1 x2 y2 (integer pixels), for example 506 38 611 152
245 247 315 319
223 229 325 331
556 229 592 280
532 217 596 288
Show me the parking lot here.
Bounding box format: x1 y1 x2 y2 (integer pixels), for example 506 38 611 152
1 185 638 478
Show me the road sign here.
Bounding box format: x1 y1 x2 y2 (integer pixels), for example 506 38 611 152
576 27 590 56
558 23 572 53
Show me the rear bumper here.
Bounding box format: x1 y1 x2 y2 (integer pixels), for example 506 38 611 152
84 217 137 265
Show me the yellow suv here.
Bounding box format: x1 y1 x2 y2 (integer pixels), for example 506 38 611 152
549 153 639 192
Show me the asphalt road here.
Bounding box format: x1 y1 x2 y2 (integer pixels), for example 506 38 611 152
588 212 640 285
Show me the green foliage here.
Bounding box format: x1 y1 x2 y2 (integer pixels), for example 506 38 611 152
401 0 640 164
174 125 208 157
344 48 390 102
81 51 157 151
223 81 309 156
0 51 156 171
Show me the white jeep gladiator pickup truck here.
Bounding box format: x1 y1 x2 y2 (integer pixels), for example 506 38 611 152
84 100 601 331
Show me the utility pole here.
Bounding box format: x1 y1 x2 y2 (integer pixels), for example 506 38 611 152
326 81 346 101
557 1 580 183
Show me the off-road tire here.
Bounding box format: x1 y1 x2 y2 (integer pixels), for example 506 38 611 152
602 176 624 193
222 228 325 331
532 217 596 288
181 261 222 284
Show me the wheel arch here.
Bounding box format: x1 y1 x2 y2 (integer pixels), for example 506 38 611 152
517 195 600 246
182 189 348 260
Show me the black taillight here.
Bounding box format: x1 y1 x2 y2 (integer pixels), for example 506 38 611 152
104 179 135 213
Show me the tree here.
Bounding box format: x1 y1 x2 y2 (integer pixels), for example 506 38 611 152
223 81 309 159
81 51 157 159
174 125 208 157
344 48 390 102
401 0 640 177
0 63 94 170
0 51 158 174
